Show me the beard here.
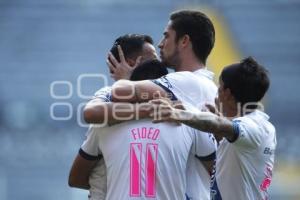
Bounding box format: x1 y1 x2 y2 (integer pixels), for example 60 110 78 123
160 47 181 69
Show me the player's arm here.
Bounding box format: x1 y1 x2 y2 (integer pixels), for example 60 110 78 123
83 84 154 124
111 79 169 103
181 112 236 142
68 125 102 189
150 98 237 142
84 99 153 124
84 80 169 124
68 152 99 189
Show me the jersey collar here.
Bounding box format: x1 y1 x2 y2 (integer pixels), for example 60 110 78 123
193 67 215 80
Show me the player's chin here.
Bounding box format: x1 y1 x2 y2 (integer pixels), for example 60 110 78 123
160 57 169 66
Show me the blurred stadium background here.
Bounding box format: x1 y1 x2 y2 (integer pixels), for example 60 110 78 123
0 0 299 199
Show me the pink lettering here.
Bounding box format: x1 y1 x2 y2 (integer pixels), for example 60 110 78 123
130 143 142 197
131 129 138 140
147 128 154 139
145 143 158 197
142 127 147 138
129 143 158 198
131 127 160 141
152 129 160 140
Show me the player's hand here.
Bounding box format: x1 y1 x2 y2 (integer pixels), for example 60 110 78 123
149 98 182 124
107 45 142 81
173 101 185 110
137 102 155 120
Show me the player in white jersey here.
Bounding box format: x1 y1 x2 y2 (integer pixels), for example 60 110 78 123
69 62 168 199
69 34 160 200
79 59 217 200
149 57 276 200
151 69 217 200
84 10 217 200
81 118 215 200
86 68 218 200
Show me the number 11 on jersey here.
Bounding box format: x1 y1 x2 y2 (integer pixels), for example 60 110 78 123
130 143 158 198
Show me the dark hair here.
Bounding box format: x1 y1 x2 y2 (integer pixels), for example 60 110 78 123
110 34 153 62
170 10 215 64
130 59 168 81
221 57 270 108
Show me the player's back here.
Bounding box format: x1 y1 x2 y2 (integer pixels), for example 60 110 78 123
153 68 217 200
96 119 194 200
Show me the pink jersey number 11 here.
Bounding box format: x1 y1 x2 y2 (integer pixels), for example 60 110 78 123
130 143 158 198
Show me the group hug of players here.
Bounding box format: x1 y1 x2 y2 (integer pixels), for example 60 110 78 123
68 10 276 200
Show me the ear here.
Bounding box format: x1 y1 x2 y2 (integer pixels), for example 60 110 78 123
179 34 190 48
127 58 136 67
223 88 233 101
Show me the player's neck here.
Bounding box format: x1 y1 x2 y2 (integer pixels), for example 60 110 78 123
222 104 240 119
175 58 205 72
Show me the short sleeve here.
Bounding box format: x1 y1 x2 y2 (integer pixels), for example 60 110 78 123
151 75 178 100
230 119 262 150
92 86 112 102
80 125 102 160
190 127 217 161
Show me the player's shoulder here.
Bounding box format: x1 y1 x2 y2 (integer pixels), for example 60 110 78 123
85 124 104 137
166 71 194 79
161 71 205 89
194 69 217 88
234 110 276 139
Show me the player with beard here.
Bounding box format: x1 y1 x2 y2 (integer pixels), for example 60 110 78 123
84 10 218 200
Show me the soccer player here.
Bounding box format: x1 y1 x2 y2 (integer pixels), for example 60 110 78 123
68 34 162 200
69 60 168 200
150 57 277 200
81 109 215 199
107 34 158 81
71 50 214 200
84 10 218 200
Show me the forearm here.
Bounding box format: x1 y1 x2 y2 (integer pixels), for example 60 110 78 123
111 80 137 102
69 177 90 190
84 102 151 124
175 110 235 139
111 80 168 103
68 154 97 190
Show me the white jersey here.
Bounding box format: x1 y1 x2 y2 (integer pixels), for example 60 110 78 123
81 118 214 200
87 158 107 200
82 69 217 200
152 68 217 109
212 110 276 200
153 68 217 200
80 86 112 200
